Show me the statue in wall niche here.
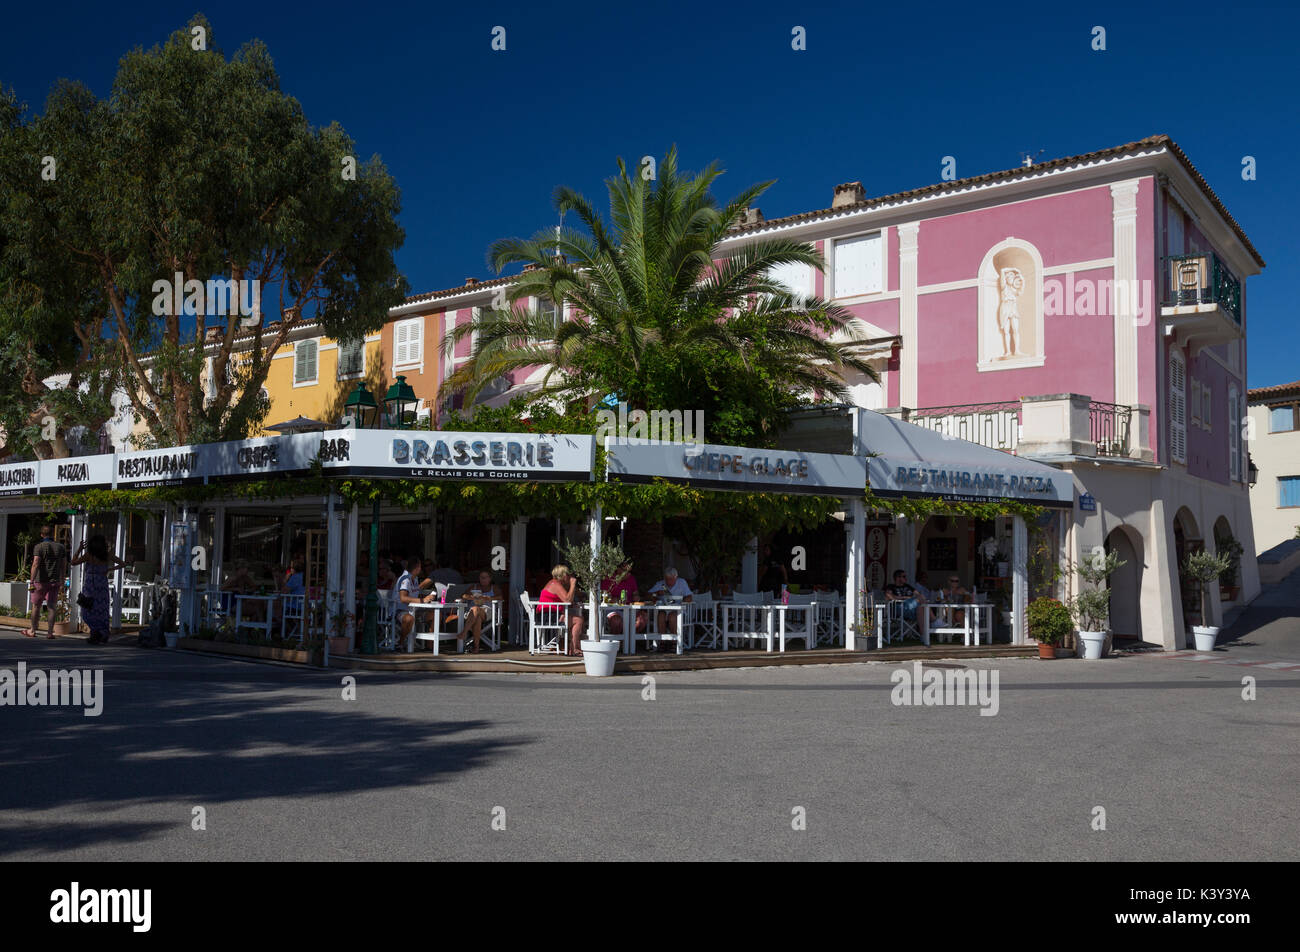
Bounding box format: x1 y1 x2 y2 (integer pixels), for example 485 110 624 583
996 267 1025 358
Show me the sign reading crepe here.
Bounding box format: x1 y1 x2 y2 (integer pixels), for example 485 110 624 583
606 439 866 496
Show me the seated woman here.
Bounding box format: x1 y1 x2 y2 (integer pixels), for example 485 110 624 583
599 559 644 635
376 559 397 592
932 575 971 628
458 569 505 653
539 564 585 654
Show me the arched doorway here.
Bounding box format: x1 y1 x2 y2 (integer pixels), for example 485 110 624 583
1104 526 1143 640
1173 507 1203 636
1213 516 1242 602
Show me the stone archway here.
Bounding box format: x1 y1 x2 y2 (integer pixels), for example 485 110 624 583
1213 515 1242 601
1104 525 1143 640
1173 506 1203 635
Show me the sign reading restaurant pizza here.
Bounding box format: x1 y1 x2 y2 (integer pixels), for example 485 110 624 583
116 446 203 489
605 439 867 496
313 429 595 482
0 461 38 497
38 455 114 494
866 457 1073 509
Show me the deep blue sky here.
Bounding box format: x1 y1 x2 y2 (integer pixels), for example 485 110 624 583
3 1 1296 386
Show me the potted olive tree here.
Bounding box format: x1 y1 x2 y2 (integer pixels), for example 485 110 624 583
1184 549 1232 651
558 540 629 677
1026 597 1071 659
1070 550 1125 659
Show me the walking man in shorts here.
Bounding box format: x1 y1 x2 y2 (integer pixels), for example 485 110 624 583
28 524 67 639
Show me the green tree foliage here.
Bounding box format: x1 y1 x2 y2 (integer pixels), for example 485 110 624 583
0 16 407 451
440 148 878 447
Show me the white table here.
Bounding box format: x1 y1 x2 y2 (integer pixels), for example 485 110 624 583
598 603 635 654
719 602 819 652
234 593 278 638
408 601 467 654
631 601 688 654
927 601 992 646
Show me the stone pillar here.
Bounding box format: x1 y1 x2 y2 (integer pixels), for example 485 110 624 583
1012 516 1029 644
1111 180 1141 407
588 504 602 638
113 516 127 627
898 222 921 409
343 503 359 648
68 512 85 629
845 498 866 650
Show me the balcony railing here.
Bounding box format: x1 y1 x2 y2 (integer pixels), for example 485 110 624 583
1089 401 1132 457
898 395 1151 461
1163 253 1241 324
909 402 1021 452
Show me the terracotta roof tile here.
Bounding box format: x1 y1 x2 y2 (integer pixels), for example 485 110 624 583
1248 381 1300 402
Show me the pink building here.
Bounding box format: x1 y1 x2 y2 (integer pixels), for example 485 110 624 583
394 136 1262 648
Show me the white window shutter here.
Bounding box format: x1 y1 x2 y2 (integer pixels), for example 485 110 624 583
395 320 421 366
833 235 882 298
1170 352 1186 463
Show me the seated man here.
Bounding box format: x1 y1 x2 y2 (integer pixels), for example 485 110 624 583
394 556 437 648
884 569 925 622
932 575 970 630
647 567 693 649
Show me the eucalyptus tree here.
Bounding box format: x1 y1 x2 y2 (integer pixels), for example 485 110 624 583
2 16 407 448
440 148 878 446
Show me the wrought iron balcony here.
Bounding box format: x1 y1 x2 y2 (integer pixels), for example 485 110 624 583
1089 401 1132 457
1163 253 1241 324
907 402 1022 452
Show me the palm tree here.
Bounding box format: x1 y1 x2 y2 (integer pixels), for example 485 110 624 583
439 148 879 441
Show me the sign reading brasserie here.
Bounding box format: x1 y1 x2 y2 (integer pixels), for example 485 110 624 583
866 458 1073 509
606 439 866 496
315 429 595 482
0 462 38 498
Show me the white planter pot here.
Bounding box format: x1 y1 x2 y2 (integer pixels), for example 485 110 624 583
0 581 31 613
1078 630 1106 659
164 632 179 649
1192 625 1219 652
580 638 619 677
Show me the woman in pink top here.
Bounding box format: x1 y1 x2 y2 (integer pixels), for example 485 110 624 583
540 564 586 654
600 559 644 635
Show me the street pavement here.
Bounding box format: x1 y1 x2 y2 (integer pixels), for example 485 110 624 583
2 577 1298 861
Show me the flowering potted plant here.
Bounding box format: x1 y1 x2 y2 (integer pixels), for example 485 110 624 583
1183 549 1232 651
1026 597 1071 659
52 588 73 637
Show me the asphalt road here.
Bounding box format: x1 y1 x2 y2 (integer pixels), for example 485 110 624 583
1 583 1297 861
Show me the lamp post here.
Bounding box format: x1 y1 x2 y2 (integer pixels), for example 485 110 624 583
344 383 381 655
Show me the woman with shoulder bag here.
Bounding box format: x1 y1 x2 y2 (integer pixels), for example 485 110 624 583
70 534 128 645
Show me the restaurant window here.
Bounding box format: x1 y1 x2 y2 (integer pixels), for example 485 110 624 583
1279 476 1300 508
294 339 319 385
1269 405 1296 433
394 318 423 367
831 233 883 298
337 338 365 379
224 513 285 580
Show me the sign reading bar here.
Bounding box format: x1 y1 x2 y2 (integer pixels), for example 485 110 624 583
38 455 114 494
0 461 39 498
867 457 1073 509
606 439 866 496
315 429 595 482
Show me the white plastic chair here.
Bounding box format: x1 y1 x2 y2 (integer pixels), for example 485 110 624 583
689 593 718 649
814 591 843 646
520 592 569 655
721 592 769 651
280 593 306 641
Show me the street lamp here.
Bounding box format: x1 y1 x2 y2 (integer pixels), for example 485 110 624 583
384 375 418 429
344 383 384 655
1247 456 1258 488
